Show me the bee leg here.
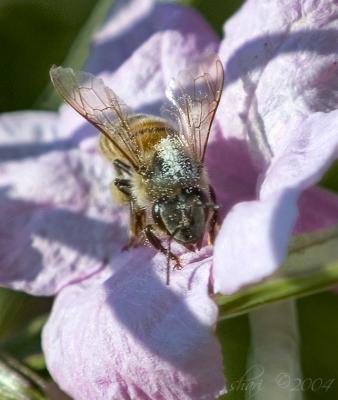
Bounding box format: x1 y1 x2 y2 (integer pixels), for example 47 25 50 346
143 225 182 285
113 178 144 250
208 185 219 245
208 211 218 245
114 178 132 196
113 159 132 177
122 203 145 250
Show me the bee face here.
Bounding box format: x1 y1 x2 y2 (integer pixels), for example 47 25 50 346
152 188 208 244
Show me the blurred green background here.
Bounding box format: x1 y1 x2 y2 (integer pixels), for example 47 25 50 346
0 0 337 399
0 0 244 112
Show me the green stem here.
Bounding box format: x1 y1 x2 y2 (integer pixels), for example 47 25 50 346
246 301 303 400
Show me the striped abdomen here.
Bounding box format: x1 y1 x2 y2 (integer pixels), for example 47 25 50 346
99 114 172 165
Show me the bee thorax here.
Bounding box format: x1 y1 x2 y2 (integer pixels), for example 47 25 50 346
150 137 199 187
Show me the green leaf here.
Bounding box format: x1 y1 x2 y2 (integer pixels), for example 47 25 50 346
0 289 51 379
0 0 101 111
0 352 71 399
217 314 250 400
216 225 338 320
320 161 338 193
0 352 47 400
1 314 49 373
36 0 113 110
179 0 245 35
0 289 52 344
298 292 338 400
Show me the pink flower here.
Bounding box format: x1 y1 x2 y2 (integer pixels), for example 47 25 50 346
1 1 338 399
213 0 338 293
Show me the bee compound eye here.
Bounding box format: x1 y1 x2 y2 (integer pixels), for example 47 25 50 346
152 196 181 235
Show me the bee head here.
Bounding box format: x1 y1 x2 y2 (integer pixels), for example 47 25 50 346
152 187 210 244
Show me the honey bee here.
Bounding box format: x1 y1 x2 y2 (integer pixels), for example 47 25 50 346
50 54 224 284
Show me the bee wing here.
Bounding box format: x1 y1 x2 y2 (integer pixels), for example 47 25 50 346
163 54 224 162
50 66 143 169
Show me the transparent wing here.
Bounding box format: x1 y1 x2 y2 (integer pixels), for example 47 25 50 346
50 66 142 169
163 54 224 162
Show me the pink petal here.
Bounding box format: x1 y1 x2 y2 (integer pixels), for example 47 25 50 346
0 110 70 163
214 0 338 293
295 186 338 234
213 190 298 294
59 2 218 141
0 148 128 295
0 113 128 295
217 0 338 162
205 128 258 217
260 111 338 196
87 1 218 75
214 110 338 294
85 0 154 74
42 249 226 400
0 111 59 145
